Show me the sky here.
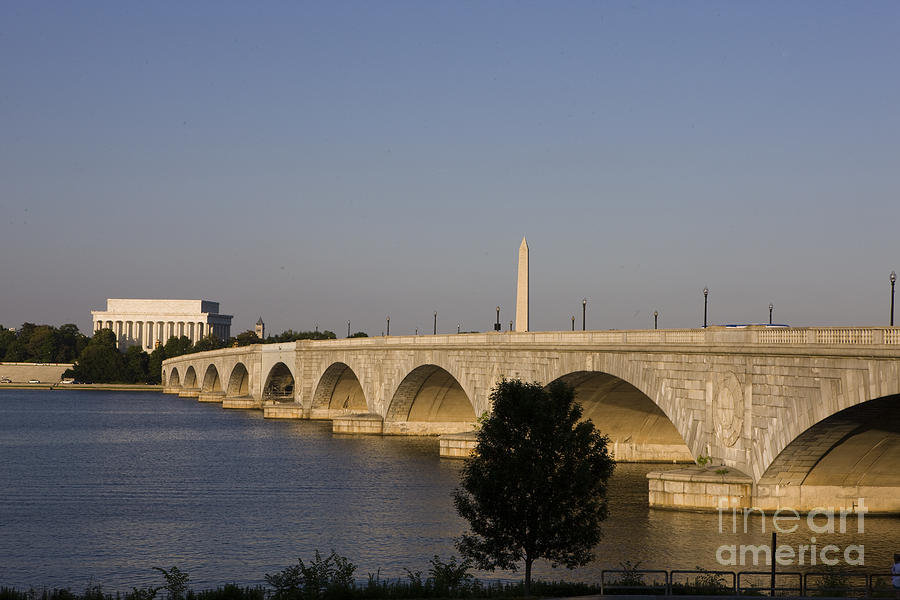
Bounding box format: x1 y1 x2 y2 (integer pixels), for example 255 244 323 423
1 1 898 338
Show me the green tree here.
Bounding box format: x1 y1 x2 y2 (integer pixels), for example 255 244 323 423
453 379 616 595
147 345 166 385
123 345 150 383
233 330 261 346
163 336 193 358
348 331 368 338
191 334 225 353
0 326 18 360
69 329 126 383
56 323 89 362
25 325 56 362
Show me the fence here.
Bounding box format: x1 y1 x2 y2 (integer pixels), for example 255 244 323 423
597 568 897 596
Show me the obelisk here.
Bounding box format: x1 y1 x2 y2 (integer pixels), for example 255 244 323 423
515 236 529 332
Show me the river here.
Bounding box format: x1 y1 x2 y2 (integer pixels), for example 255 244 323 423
1 390 898 592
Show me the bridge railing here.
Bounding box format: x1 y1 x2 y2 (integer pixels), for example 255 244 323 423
295 327 900 348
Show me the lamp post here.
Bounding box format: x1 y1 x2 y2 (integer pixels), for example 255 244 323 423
582 298 587 331
891 271 896 327
509 320 513 332
457 322 460 334
769 303 774 325
571 316 575 331
654 310 658 330
433 311 437 335
703 287 709 328
386 316 390 336
495 306 501 331
347 320 351 338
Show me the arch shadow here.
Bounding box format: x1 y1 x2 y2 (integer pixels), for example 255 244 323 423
202 364 221 393
263 362 295 403
384 364 476 435
226 363 250 397
547 371 693 463
310 362 369 418
168 367 181 389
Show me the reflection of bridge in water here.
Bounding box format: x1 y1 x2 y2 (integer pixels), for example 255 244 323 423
161 327 900 513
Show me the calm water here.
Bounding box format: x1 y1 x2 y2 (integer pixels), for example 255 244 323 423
1 390 898 591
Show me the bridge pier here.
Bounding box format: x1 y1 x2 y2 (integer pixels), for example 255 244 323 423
263 402 304 419
178 388 200 398
648 467 753 511
333 413 384 435
198 391 224 403
222 396 261 409
439 432 477 458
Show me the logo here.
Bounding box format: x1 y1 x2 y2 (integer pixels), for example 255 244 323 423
715 499 866 567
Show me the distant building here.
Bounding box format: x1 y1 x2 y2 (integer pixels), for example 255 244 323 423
91 299 233 351
255 317 265 340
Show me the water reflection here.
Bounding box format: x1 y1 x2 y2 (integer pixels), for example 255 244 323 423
0 390 897 592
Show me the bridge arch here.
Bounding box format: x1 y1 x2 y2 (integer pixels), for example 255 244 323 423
548 370 693 463
544 356 702 460
384 364 477 435
757 394 900 511
226 362 250 397
167 367 181 389
202 364 222 393
310 362 369 416
754 361 900 482
263 362 295 402
183 366 198 390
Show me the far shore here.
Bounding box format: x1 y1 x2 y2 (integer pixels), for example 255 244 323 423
0 382 162 392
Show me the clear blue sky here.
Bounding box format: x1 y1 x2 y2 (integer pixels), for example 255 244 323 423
2 2 898 337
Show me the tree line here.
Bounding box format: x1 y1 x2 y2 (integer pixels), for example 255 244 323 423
0 323 353 384
0 323 89 363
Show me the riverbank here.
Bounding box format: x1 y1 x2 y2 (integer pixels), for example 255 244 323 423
0 382 161 391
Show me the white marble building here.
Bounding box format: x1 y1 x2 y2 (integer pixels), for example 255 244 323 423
91 299 233 351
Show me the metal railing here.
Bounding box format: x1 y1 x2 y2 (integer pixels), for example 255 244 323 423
594 568 896 596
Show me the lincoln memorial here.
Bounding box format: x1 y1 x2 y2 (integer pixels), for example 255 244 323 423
91 299 233 351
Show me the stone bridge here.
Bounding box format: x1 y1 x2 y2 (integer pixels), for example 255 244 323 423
161 327 900 513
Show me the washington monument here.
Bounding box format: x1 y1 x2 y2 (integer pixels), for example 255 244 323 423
515 236 529 332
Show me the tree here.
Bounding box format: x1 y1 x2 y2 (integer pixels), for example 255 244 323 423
123 345 150 383
163 335 193 358
68 329 125 383
233 330 261 346
453 379 616 595
147 345 166 384
191 333 225 353
348 331 368 338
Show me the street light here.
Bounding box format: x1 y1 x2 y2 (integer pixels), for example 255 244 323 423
654 310 658 330
891 271 896 327
582 298 587 331
433 311 437 335
509 320 513 332
703 287 709 328
386 316 390 336
457 322 460 334
495 306 501 331
347 320 351 337
769 303 774 326
571 315 575 331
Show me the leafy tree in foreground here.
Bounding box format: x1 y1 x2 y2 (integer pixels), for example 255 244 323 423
453 379 616 595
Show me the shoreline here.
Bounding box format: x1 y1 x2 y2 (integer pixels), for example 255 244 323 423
0 383 162 392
